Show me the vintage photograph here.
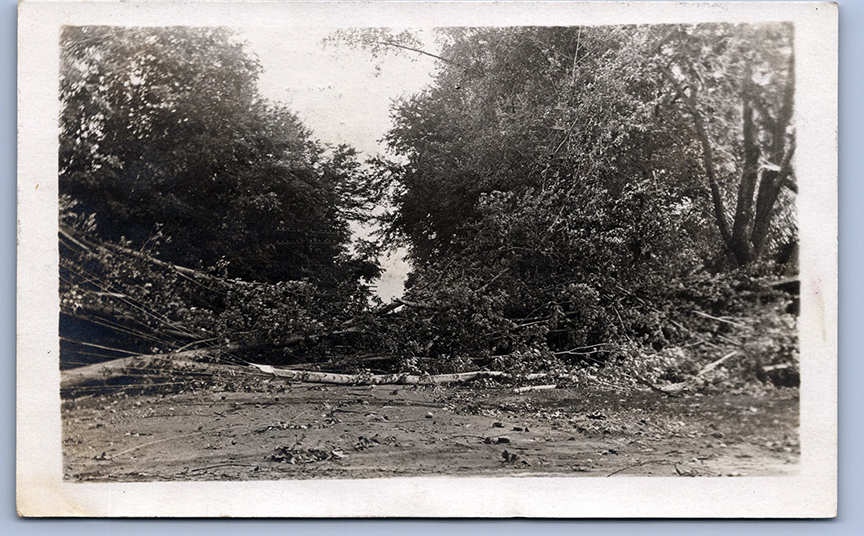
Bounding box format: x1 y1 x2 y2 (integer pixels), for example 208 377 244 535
58 20 801 480
17 1 837 518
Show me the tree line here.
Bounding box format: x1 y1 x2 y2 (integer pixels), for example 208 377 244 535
59 25 798 386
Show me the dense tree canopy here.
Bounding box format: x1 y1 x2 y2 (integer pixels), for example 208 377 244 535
59 26 382 368
60 26 373 284
360 25 795 271
335 24 798 372
59 24 798 385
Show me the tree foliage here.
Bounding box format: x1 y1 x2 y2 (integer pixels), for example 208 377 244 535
59 24 799 388
336 24 798 377
60 26 375 284
59 26 383 370
370 25 796 268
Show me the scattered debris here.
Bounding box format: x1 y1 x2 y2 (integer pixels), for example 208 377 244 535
354 435 380 451
271 446 344 464
63 368 800 481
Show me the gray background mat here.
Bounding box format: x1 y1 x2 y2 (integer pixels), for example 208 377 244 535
2 0 859 532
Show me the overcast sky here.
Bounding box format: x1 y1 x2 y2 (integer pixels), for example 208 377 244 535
244 27 436 155
242 27 439 300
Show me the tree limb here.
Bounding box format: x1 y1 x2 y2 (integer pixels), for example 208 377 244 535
60 224 223 283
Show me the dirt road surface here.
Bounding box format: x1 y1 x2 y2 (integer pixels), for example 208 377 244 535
62 373 799 481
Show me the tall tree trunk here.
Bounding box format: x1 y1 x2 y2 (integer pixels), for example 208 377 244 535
660 63 738 260
751 53 795 257
730 79 760 266
691 108 734 252
751 141 795 257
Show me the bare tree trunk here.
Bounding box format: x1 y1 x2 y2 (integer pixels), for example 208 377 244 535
690 108 734 253
661 65 733 252
750 54 796 257
730 80 760 266
661 44 795 268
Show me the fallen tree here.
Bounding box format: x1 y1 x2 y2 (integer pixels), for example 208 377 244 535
249 363 550 385
59 351 245 392
59 350 554 392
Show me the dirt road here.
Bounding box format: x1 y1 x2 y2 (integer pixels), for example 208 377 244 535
62 373 799 481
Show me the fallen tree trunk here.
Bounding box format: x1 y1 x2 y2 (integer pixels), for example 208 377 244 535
60 349 554 391
250 363 549 385
513 384 557 393
59 351 245 392
60 325 369 390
